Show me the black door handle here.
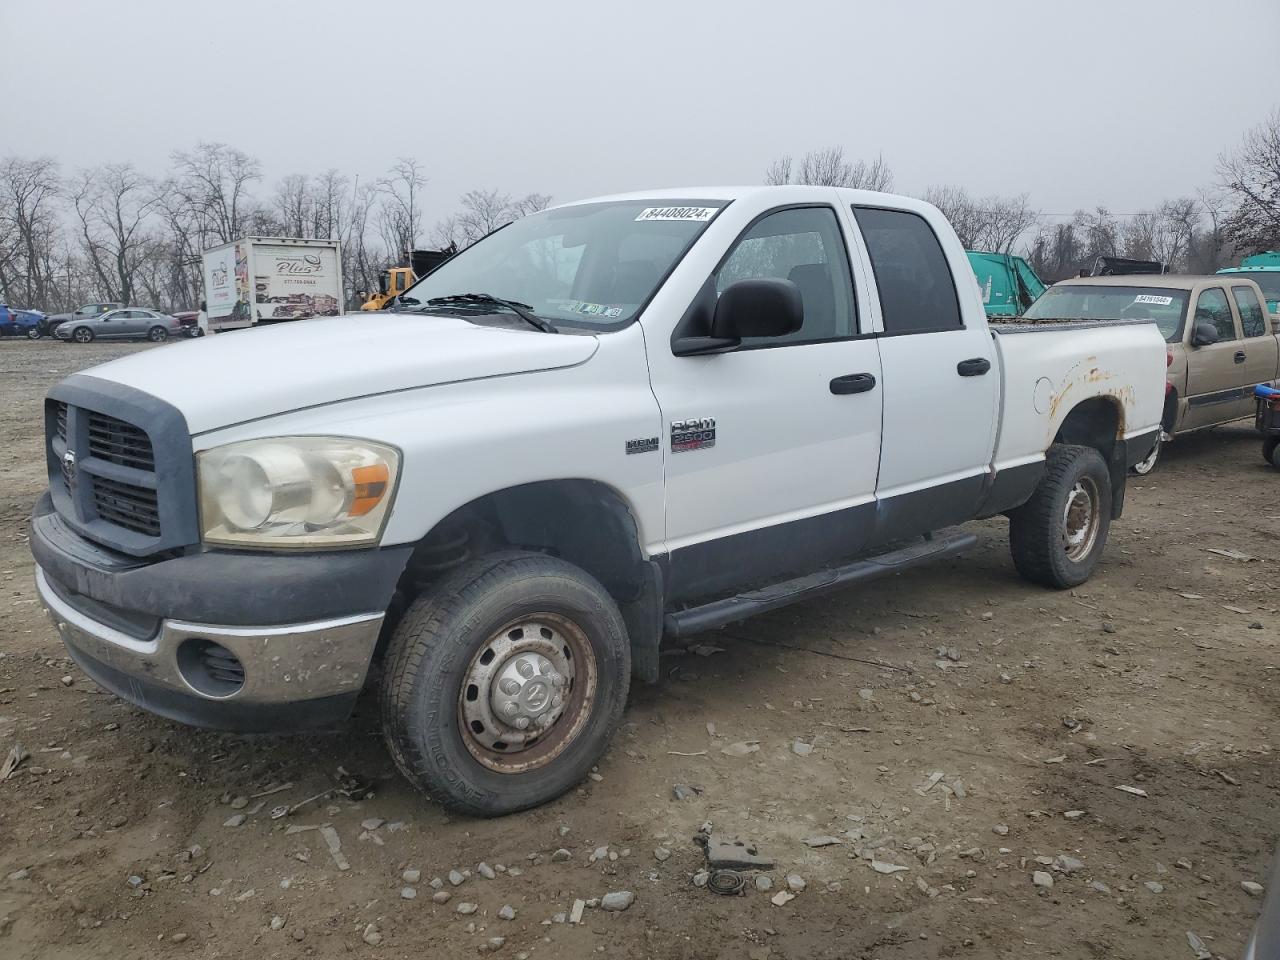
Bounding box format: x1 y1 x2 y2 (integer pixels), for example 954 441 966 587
957 357 991 376
1235 351 1247 364
829 372 877 395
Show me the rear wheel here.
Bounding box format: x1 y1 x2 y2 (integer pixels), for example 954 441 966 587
1009 444 1113 589
147 325 168 342
1265 437 1280 468
380 550 631 816
72 326 94 344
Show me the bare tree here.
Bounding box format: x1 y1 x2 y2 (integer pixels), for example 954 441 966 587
376 158 427 257
1218 108 1280 254
170 142 263 244
924 186 1038 253
434 189 554 248
0 155 62 307
764 147 893 191
764 156 793 186
70 163 159 304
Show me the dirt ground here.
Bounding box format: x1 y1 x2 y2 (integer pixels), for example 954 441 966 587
0 338 1276 960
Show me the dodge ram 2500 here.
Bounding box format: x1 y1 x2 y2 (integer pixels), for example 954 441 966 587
30 186 1166 815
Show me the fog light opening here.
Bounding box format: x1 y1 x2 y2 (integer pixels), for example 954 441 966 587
176 638 245 699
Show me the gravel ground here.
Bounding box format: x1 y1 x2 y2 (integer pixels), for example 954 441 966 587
0 338 1276 959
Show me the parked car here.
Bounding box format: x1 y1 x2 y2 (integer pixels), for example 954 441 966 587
0 304 46 339
172 311 205 338
53 307 183 343
29 185 1165 816
41 302 123 336
1021 274 1278 473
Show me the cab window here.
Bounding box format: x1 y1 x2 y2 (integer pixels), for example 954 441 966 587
1194 288 1237 341
1231 285 1267 337
716 206 856 345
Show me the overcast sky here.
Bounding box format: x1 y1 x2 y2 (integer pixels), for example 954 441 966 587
5 0 1278 222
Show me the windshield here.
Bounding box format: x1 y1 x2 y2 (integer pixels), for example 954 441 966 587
1230 271 1280 305
1023 285 1189 342
396 199 725 328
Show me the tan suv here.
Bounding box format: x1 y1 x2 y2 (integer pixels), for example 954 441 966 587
1022 275 1278 472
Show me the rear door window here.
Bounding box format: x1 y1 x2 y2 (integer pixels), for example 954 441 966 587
852 207 962 334
1231 285 1267 337
1194 288 1237 341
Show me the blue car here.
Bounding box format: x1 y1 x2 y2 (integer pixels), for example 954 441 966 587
0 304 46 339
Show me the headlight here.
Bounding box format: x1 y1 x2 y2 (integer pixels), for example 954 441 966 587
198 437 400 549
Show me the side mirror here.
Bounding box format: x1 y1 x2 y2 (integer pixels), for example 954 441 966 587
712 278 803 339
1191 321 1219 347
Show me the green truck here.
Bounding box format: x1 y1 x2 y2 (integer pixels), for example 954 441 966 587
1218 251 1280 315
966 251 1047 317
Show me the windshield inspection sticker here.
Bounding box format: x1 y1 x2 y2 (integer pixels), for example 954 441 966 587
1132 295 1174 305
635 206 718 222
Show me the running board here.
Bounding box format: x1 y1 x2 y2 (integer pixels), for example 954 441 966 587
663 529 977 639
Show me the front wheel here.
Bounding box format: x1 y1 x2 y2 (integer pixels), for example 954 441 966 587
25 326 41 340
380 550 631 816
1130 434 1160 475
147 325 168 342
1009 444 1113 589
72 326 94 344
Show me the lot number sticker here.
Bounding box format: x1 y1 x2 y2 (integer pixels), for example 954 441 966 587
1132 295 1173 305
635 206 718 222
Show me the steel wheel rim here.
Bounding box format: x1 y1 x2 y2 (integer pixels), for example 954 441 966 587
1062 476 1101 562
1132 439 1159 475
457 613 598 774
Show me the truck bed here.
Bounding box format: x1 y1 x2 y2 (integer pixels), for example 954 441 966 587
990 317 1157 335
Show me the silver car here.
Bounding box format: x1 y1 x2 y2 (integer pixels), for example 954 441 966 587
54 308 184 344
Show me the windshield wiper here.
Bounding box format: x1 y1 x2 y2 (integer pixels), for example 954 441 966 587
425 293 557 333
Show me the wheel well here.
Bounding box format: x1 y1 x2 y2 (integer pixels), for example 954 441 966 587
386 480 662 682
1054 397 1127 518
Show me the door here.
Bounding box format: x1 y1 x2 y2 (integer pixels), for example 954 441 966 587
646 205 884 602
94 310 125 338
1184 286 1246 429
1231 284 1279 409
851 205 1000 540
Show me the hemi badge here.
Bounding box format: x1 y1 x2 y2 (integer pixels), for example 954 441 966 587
626 437 659 455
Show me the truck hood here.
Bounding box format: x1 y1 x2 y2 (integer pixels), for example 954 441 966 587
81 313 599 434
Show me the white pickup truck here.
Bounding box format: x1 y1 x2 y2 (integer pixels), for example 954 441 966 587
30 186 1166 815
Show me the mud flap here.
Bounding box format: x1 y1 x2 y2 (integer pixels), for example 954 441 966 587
620 560 664 684
1109 441 1127 519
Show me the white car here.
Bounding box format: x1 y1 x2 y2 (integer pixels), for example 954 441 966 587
30 186 1166 815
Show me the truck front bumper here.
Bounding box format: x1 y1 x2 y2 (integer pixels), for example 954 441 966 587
37 567 383 732
29 495 411 733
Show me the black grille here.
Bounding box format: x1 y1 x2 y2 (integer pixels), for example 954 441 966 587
87 411 155 470
55 402 67 441
92 476 161 536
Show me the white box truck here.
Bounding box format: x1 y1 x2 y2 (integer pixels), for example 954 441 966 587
201 237 344 331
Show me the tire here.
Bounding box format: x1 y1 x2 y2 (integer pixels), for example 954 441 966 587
1265 437 1280 468
25 326 41 340
1009 444 1113 589
380 550 631 816
72 326 94 344
1130 434 1160 475
147 325 168 342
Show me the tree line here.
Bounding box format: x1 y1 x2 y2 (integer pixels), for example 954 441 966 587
768 110 1279 281
2 109 1277 311
0 144 550 312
